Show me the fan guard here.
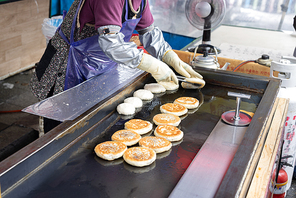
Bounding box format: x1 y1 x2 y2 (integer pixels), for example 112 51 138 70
185 0 226 31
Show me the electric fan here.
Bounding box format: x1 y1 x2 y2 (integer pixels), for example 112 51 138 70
185 0 226 69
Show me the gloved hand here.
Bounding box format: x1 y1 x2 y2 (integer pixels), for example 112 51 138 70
138 53 179 90
162 50 203 79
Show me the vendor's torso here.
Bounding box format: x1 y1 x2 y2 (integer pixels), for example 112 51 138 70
61 0 146 90
39 0 148 99
79 0 146 31
52 0 148 46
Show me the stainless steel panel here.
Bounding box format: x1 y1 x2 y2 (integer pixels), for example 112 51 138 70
22 66 144 122
170 121 248 198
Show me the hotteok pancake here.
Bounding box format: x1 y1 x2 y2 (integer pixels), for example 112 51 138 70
154 125 184 142
123 147 156 167
124 119 153 135
174 97 199 109
111 130 141 146
139 136 172 153
94 141 127 161
160 103 188 117
153 113 181 126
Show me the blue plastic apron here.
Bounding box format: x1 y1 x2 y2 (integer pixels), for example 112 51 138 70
59 0 144 90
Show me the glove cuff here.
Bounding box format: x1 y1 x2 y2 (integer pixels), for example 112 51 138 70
137 53 153 72
162 50 178 64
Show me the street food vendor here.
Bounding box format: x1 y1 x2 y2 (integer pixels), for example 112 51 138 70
30 0 203 132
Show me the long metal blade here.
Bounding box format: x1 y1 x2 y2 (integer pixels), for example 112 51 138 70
22 65 144 122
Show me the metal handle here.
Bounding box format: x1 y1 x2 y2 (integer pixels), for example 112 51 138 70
228 92 251 121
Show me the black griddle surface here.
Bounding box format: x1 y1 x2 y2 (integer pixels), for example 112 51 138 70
8 84 260 198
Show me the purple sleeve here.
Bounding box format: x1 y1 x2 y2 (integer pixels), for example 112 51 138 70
80 0 154 31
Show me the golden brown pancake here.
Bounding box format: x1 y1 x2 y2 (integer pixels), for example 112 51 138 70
94 141 127 161
111 130 141 146
160 103 188 116
174 97 199 109
123 147 156 167
139 136 172 153
124 119 153 134
154 125 184 142
153 113 181 126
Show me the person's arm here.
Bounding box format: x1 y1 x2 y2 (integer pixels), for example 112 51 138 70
95 0 178 90
139 25 203 79
98 25 143 68
98 26 178 90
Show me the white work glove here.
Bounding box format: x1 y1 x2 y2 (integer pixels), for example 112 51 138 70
162 50 203 79
138 53 179 90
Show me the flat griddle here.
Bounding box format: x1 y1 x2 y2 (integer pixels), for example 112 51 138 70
0 68 280 198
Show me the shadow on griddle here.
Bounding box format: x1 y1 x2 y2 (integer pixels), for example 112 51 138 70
172 139 183 146
135 107 143 113
142 99 153 105
156 148 172 159
94 156 124 166
124 161 156 174
153 92 166 98
119 114 135 120
179 113 188 120
141 129 153 137
165 89 178 95
188 108 199 114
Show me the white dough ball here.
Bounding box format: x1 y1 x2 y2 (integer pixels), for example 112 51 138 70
158 81 179 91
133 89 154 100
117 103 135 115
124 97 143 108
144 83 166 93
